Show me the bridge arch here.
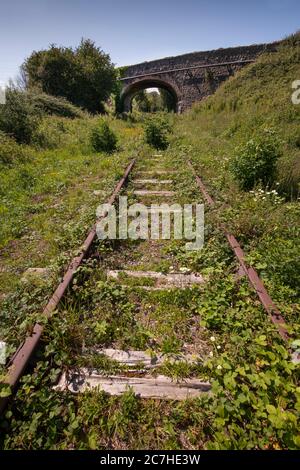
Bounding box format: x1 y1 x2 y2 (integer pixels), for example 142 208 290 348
120 76 182 113
119 43 273 113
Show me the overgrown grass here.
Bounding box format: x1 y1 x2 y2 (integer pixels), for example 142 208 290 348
0 34 300 450
0 115 143 341
170 33 300 306
175 32 300 197
1 149 299 450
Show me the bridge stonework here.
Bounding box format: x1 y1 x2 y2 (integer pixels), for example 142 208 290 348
120 43 276 113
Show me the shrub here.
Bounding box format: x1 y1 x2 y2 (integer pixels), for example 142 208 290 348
144 115 171 150
22 39 116 113
90 121 117 153
0 131 31 165
0 88 85 147
0 88 40 144
32 117 66 149
230 130 282 190
28 91 85 118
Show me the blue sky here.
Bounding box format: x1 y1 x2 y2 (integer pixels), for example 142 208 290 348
0 0 299 84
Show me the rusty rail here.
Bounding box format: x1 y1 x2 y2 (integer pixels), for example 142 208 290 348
0 159 136 414
188 161 290 342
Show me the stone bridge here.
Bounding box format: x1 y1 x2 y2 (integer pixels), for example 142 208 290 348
119 42 276 113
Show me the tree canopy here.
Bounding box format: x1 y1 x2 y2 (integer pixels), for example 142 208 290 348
21 39 116 113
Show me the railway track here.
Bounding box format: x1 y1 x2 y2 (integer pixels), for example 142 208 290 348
0 151 292 413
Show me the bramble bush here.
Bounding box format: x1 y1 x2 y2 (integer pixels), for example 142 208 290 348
90 121 117 153
144 115 171 150
230 130 282 191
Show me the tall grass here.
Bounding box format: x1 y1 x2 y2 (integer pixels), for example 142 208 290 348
175 32 300 197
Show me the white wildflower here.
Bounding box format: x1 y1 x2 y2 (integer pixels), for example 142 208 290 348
179 267 190 273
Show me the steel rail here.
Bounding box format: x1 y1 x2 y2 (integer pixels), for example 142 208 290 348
188 161 290 342
120 59 254 81
0 158 136 414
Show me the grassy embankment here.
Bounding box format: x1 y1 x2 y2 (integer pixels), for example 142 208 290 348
0 34 299 450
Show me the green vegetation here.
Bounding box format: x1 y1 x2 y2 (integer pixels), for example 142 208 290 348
230 129 282 190
0 114 142 292
27 91 86 118
0 34 300 450
0 131 31 165
144 114 172 149
0 88 86 145
177 32 300 198
22 39 116 113
90 120 117 153
132 89 175 113
0 88 39 144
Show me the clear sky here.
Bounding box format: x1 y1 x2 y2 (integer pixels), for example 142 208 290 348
0 0 299 84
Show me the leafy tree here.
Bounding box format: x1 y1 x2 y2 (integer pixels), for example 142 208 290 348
148 91 162 112
133 89 175 113
21 39 116 113
133 90 151 112
160 88 175 112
